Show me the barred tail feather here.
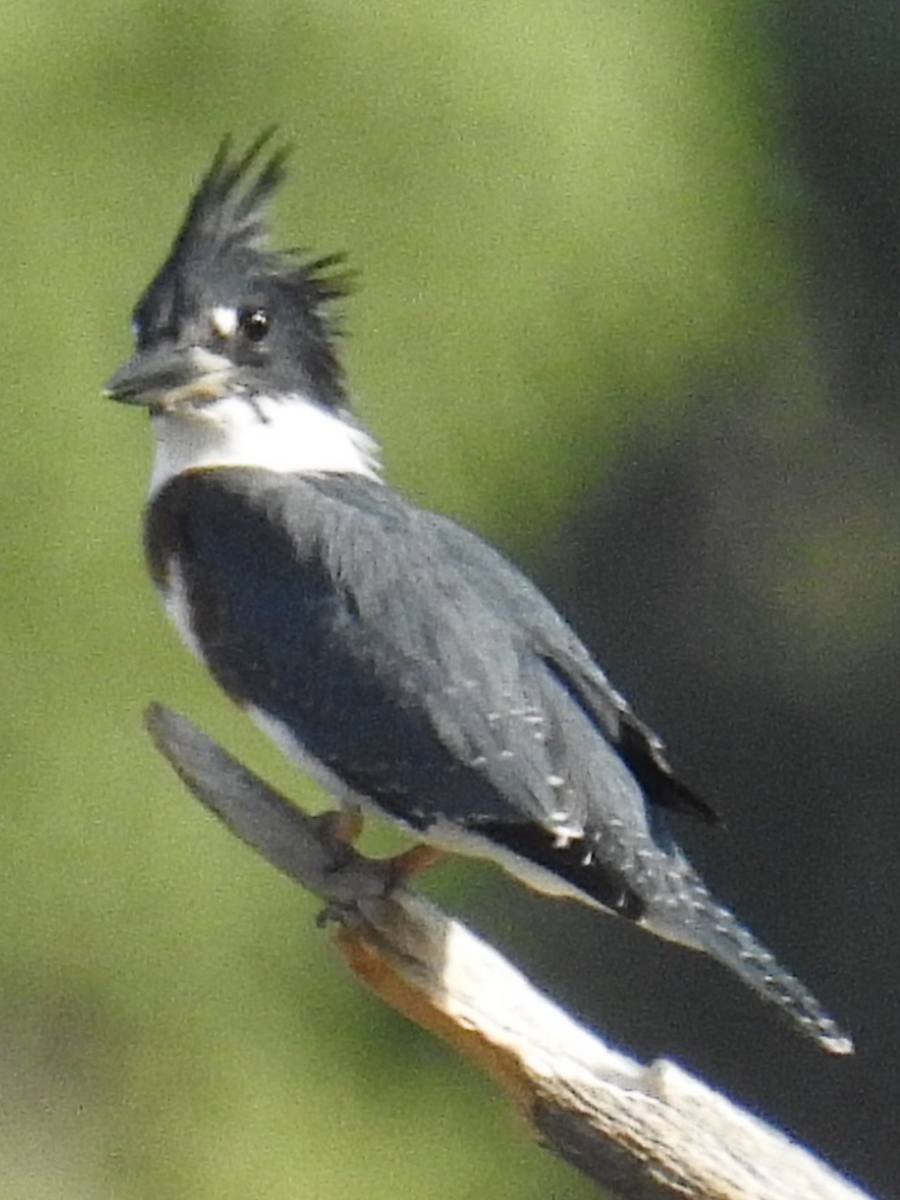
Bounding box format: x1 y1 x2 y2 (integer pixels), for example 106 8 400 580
646 875 854 1055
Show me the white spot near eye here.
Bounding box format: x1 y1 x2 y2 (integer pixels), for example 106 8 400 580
211 305 239 338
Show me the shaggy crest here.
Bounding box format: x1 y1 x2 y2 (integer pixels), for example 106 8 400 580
132 131 349 353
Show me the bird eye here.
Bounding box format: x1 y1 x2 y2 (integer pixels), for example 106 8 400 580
238 307 271 343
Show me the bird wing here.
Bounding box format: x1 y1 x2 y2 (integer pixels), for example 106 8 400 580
147 468 708 914
422 497 717 826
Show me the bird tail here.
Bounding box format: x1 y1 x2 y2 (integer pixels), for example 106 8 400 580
644 866 853 1055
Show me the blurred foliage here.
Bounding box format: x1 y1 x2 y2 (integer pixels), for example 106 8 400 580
0 2 896 1199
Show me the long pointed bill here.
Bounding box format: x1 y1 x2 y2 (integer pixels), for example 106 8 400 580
104 345 233 408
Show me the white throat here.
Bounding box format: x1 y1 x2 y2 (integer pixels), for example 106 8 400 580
148 392 383 497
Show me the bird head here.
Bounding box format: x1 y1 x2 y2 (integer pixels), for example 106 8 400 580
105 131 350 414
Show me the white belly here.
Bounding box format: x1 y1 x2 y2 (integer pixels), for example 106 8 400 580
160 561 207 664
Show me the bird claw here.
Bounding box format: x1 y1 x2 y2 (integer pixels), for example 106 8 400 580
311 807 365 874
315 901 352 928
314 806 364 846
387 843 445 884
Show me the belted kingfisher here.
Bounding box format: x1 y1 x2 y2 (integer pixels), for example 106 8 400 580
106 133 852 1054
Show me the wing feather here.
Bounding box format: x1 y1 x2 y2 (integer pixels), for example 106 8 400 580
148 468 703 916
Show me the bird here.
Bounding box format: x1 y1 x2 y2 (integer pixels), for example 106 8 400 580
105 131 852 1055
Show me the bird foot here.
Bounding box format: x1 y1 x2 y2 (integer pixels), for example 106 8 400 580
312 807 365 875
387 843 446 883
314 806 364 847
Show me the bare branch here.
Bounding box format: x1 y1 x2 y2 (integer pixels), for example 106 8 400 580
145 704 874 1200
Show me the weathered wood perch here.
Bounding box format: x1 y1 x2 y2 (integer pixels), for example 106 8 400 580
145 703 873 1200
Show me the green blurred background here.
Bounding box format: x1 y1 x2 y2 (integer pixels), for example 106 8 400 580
2 2 897 1197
